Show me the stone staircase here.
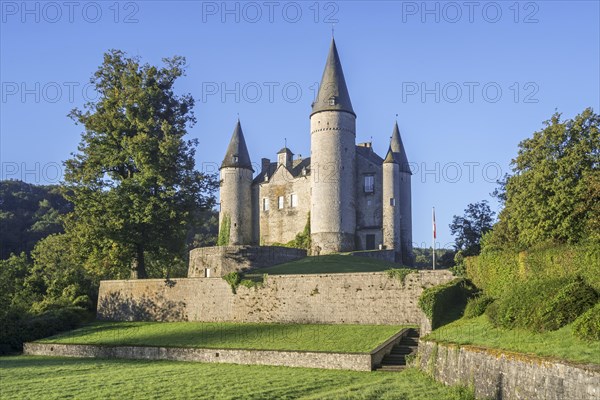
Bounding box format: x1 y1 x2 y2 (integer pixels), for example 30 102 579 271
375 328 419 372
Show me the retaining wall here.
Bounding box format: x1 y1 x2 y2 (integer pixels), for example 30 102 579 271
23 328 413 371
188 245 306 277
97 271 454 324
417 340 600 400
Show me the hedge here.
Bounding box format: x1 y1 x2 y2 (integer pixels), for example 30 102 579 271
573 302 600 341
466 243 600 298
485 276 598 332
418 278 478 329
0 306 91 353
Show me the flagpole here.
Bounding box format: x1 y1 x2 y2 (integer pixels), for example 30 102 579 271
432 207 436 270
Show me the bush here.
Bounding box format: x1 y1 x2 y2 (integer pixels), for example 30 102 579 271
418 278 478 329
464 295 494 319
485 276 597 332
0 306 91 353
573 302 600 341
536 277 598 331
466 243 600 297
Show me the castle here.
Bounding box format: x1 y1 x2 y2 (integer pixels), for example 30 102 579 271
219 39 414 265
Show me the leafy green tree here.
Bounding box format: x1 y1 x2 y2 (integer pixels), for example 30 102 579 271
450 201 495 256
488 108 600 248
64 50 217 279
0 181 71 259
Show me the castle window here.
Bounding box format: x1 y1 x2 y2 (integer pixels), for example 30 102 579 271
390 198 396 206
290 193 298 208
328 96 336 106
263 198 269 211
278 196 284 209
232 155 239 164
364 175 374 193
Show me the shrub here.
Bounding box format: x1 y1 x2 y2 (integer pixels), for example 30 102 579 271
485 276 597 332
536 277 598 331
573 302 600 341
386 268 415 285
222 272 241 294
0 306 91 353
464 295 494 319
418 278 478 329
466 243 600 297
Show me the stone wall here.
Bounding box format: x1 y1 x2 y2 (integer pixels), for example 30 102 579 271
348 250 395 262
98 271 454 324
188 245 306 277
24 328 414 371
23 343 372 371
417 340 600 400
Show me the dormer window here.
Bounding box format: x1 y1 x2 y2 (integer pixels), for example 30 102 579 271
232 155 239 164
328 96 337 106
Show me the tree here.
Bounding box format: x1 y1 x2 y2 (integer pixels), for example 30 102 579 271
64 50 217 279
487 108 600 248
0 181 71 259
450 200 495 256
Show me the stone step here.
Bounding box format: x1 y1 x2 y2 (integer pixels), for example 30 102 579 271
376 365 407 372
390 348 417 355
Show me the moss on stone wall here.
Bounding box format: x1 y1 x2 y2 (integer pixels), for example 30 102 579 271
217 213 231 246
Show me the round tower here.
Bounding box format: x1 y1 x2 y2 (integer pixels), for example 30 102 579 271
390 122 413 266
382 147 402 262
310 38 356 254
219 120 253 245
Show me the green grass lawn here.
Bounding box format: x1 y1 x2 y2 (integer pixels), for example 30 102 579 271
0 356 475 400
425 315 600 365
247 254 403 276
37 321 409 353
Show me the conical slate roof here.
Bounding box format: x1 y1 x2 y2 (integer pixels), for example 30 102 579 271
311 38 355 117
383 146 396 164
221 120 253 171
390 122 411 173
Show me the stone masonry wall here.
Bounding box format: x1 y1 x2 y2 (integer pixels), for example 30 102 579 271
98 271 454 324
188 245 306 277
417 340 600 400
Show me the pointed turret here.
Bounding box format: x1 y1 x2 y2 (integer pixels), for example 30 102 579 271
311 38 355 117
221 120 253 171
309 38 357 254
390 122 410 173
219 120 254 246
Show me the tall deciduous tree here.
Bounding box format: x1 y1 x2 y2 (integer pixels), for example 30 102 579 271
488 108 600 248
450 200 495 256
64 50 216 278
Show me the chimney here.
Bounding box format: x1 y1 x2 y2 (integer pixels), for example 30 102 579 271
261 158 270 173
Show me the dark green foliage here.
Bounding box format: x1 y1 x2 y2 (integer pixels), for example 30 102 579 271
418 278 478 329
449 200 495 256
485 276 597 332
486 108 600 248
413 247 455 269
537 277 598 331
64 50 217 278
0 181 72 259
0 306 91 353
222 272 241 294
463 295 494 319
573 302 600 341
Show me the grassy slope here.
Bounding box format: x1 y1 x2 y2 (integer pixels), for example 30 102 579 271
37 321 408 353
0 356 475 400
247 254 402 276
425 315 600 365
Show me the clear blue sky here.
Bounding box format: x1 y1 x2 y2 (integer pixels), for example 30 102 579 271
1 1 599 248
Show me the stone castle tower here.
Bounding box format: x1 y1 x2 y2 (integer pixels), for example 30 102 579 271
219 38 414 265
